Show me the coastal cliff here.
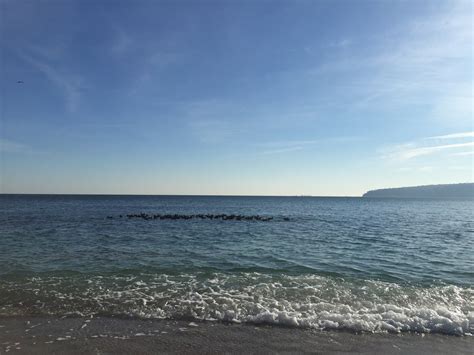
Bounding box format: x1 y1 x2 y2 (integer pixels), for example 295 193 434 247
363 183 474 199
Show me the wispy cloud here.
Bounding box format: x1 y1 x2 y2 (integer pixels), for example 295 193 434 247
109 27 181 97
182 99 251 144
262 146 304 155
428 131 474 140
383 131 474 161
451 151 474 157
309 1 472 120
0 139 30 154
395 142 474 160
259 140 320 148
396 165 470 172
19 48 83 112
110 29 133 54
256 136 362 155
257 139 319 155
329 38 352 48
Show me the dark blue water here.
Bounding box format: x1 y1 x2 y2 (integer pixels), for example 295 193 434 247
0 195 473 334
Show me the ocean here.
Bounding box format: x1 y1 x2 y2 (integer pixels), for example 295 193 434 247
0 194 473 336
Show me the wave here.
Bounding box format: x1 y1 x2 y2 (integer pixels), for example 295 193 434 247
0 272 472 335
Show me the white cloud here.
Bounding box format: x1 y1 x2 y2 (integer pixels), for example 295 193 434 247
428 131 474 140
396 142 474 160
384 131 474 161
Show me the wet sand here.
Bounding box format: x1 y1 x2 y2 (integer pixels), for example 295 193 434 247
0 316 472 354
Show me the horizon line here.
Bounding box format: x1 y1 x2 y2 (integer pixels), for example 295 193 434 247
0 193 361 198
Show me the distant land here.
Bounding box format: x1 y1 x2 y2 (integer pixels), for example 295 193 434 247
363 183 474 199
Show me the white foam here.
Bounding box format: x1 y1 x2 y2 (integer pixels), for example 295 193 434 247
2 272 472 335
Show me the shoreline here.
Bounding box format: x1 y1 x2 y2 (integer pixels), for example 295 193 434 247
0 316 472 354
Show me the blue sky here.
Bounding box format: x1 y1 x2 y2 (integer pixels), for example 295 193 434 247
0 0 472 195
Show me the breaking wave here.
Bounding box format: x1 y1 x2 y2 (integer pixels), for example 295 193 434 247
1 272 472 335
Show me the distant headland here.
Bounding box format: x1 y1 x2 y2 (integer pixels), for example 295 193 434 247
363 183 474 199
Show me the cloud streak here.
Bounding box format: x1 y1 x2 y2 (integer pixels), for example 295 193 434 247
396 142 474 160
0 139 30 154
259 140 320 148
309 0 472 121
262 146 304 155
19 49 83 112
428 132 474 140
451 151 474 157
384 131 474 161
258 136 361 155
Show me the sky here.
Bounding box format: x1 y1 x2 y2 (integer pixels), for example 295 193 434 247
0 0 472 196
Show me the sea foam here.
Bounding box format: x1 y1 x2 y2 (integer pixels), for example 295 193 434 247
0 272 472 335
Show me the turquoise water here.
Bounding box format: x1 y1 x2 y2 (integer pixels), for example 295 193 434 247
0 195 473 334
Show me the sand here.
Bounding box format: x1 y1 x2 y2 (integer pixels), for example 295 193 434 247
0 316 472 354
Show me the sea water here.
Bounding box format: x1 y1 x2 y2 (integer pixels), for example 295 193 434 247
0 195 472 335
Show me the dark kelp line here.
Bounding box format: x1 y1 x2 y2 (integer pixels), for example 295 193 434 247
106 213 290 221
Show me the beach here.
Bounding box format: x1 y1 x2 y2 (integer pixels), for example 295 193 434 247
2 0 473 351
1 316 473 354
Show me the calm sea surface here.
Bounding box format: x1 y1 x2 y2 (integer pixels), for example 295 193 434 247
0 195 473 335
